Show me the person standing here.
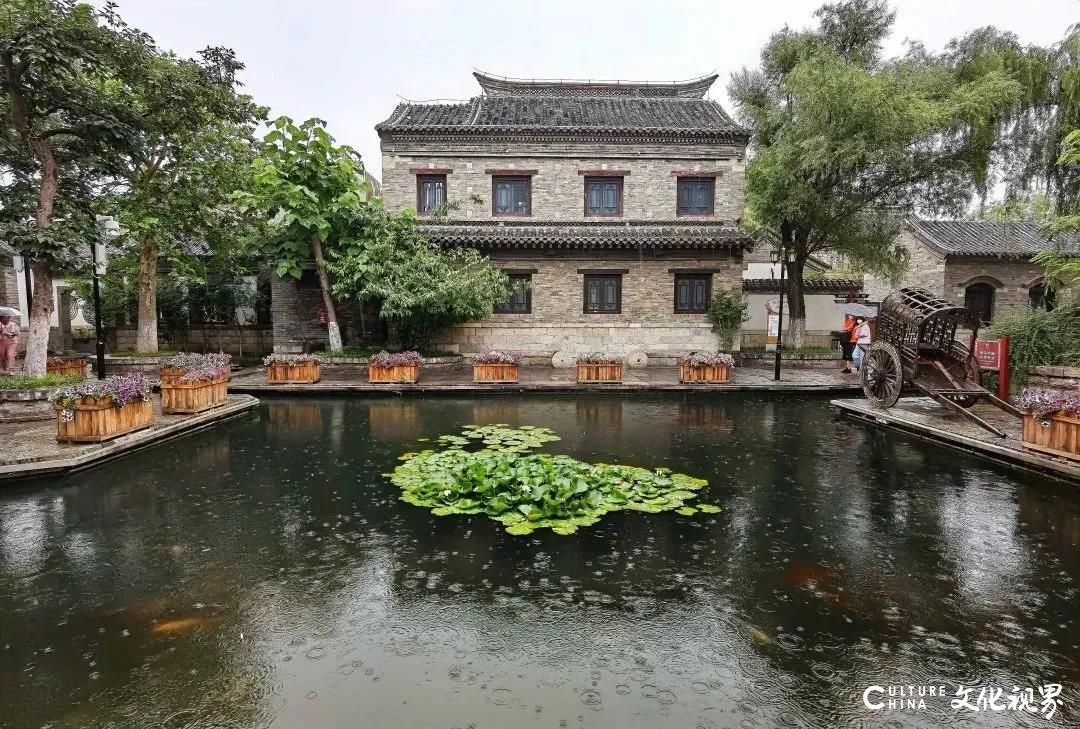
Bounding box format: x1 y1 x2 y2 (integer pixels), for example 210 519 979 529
852 317 872 371
0 315 19 374
840 314 857 374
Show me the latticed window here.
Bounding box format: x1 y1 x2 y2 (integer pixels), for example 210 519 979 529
584 275 621 314
674 274 711 313
416 175 446 214
495 274 532 314
584 177 622 216
677 177 714 215
493 176 530 215
964 283 995 323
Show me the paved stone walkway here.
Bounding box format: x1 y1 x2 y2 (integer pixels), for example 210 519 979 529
831 396 1079 482
229 363 864 394
0 395 258 480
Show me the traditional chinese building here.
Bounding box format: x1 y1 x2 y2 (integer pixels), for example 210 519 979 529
374 71 753 361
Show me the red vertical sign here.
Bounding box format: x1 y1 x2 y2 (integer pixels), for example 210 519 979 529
975 337 1010 400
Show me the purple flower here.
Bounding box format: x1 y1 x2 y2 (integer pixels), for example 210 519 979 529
473 350 523 365
370 350 422 369
263 353 323 366
50 373 151 418
1018 387 1080 419
577 352 623 365
682 352 736 368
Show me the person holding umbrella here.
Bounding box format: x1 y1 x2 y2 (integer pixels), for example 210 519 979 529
0 307 20 374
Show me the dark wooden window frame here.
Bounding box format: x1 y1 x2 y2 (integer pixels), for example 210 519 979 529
415 174 447 216
676 176 715 216
491 175 532 217
673 273 712 313
964 282 995 324
583 176 624 217
494 272 533 314
582 273 623 315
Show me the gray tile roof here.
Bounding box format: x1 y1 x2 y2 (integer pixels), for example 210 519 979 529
377 73 746 141
908 219 1080 259
742 278 863 293
419 220 752 250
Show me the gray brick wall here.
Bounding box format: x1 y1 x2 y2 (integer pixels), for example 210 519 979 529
382 151 745 222
270 273 383 352
864 228 947 302
434 250 743 357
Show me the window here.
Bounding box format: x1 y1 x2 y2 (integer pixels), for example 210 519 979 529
495 274 532 314
416 175 446 214
1029 283 1056 311
674 274 711 313
583 274 621 314
964 282 995 323
492 176 531 216
584 177 622 216
677 177 714 215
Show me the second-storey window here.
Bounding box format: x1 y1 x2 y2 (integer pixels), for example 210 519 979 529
677 177 714 215
674 274 711 313
584 177 622 216
494 274 532 314
492 176 531 216
416 174 446 215
583 274 621 314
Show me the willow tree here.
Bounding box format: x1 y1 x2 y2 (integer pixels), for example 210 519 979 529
0 0 150 373
240 117 368 352
729 0 1020 345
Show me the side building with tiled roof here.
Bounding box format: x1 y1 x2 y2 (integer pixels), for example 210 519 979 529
865 219 1078 323
375 71 753 359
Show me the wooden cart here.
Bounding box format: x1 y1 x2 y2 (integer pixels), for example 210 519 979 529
861 287 1023 437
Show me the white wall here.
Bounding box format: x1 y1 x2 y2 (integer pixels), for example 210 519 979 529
12 256 91 328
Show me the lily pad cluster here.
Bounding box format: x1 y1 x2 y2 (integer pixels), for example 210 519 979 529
387 425 719 535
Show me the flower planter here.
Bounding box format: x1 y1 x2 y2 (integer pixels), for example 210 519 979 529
56 398 153 443
369 364 419 384
474 363 519 383
1022 412 1080 462
577 363 623 384
46 359 87 379
680 363 730 384
267 361 320 384
159 366 185 385
161 376 229 414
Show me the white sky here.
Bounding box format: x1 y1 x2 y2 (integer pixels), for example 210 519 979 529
100 0 1079 179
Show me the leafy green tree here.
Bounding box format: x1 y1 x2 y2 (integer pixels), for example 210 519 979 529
729 0 1020 345
327 201 509 350
109 48 264 352
239 117 368 352
0 0 152 373
1033 129 1080 288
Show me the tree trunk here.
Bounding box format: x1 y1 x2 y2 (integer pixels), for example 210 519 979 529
136 237 158 353
309 234 343 352
24 261 54 376
786 257 808 349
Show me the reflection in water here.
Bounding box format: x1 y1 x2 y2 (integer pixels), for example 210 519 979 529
0 394 1077 729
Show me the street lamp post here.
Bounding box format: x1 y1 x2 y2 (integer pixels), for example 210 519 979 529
771 246 790 381
92 216 120 380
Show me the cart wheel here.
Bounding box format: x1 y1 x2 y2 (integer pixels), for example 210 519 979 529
861 342 903 408
945 356 981 408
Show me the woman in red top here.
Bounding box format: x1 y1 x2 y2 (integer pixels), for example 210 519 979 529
840 315 857 374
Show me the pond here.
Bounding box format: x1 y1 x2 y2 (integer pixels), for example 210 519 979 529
0 394 1077 729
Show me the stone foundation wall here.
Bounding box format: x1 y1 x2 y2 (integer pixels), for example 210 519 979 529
1028 366 1080 393
0 390 54 422
433 250 743 362
100 326 274 357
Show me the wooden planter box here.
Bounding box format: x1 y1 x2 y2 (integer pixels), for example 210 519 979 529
473 363 519 383
1022 412 1080 462
46 359 87 378
159 366 185 385
576 363 623 384
679 363 731 384
266 361 320 384
161 376 228 414
56 398 153 443
368 364 419 384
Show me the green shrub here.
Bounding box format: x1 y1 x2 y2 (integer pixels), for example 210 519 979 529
0 373 84 390
987 296 1080 385
706 290 749 350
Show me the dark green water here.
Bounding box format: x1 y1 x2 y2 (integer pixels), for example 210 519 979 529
0 394 1077 729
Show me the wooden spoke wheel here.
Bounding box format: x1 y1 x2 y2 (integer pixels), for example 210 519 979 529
861 342 903 408
943 355 982 409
